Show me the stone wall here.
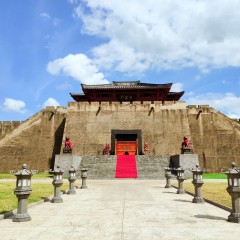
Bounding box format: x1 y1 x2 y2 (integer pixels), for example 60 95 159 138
187 105 240 172
0 121 21 140
1 101 240 173
64 101 191 156
0 107 67 172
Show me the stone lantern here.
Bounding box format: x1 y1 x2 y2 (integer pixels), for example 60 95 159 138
80 168 88 189
50 166 64 203
191 165 205 203
67 165 76 195
224 162 240 223
176 166 185 194
12 163 33 222
164 167 172 188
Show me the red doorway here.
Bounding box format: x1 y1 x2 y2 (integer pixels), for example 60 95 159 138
115 140 138 155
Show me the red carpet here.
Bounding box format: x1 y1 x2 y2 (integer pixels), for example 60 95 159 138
115 155 138 178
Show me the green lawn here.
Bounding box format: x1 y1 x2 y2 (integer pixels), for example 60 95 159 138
203 173 227 179
182 182 231 208
0 173 53 179
0 181 70 214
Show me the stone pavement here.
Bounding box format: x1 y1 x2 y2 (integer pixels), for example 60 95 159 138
0 179 238 240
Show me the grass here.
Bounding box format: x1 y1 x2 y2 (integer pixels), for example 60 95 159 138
173 181 231 208
0 173 53 179
0 181 70 214
203 173 227 179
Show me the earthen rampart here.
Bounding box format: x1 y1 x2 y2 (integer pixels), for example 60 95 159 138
0 121 22 140
187 105 240 172
0 101 240 173
0 107 67 172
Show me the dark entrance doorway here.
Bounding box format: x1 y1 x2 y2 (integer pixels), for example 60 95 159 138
111 130 142 155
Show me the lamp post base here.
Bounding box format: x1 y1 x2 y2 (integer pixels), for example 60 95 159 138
67 189 76 195
228 213 240 223
51 197 63 203
192 197 205 204
12 213 31 222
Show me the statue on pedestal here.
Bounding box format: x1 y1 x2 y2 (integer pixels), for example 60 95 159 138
181 137 191 154
63 137 73 154
104 143 110 155
144 143 149 155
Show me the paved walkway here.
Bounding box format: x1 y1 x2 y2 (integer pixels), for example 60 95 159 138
0 179 238 240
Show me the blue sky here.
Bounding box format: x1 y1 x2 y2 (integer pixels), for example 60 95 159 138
0 0 240 121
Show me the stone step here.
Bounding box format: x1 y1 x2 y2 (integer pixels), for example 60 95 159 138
79 155 170 179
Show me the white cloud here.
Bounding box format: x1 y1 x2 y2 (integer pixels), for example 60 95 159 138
47 54 109 85
43 98 60 108
0 98 27 114
71 0 240 74
40 13 51 20
171 83 183 92
40 13 60 26
186 92 240 118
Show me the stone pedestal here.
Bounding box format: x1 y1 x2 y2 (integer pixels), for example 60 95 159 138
13 190 32 222
54 154 82 177
181 147 191 154
80 168 88 189
192 180 205 203
52 180 63 203
164 167 172 188
170 154 199 178
63 148 72 154
177 177 185 194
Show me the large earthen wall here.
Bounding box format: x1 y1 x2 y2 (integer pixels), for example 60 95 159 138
0 101 240 173
63 101 191 156
0 121 22 140
187 105 240 172
0 107 67 172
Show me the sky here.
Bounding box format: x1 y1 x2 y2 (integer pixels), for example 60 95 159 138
0 0 240 121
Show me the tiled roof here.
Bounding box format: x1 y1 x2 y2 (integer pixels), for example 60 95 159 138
81 81 172 89
70 93 85 96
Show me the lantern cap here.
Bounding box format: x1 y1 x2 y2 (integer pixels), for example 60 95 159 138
14 164 32 176
69 165 76 172
225 162 240 174
191 165 204 172
50 165 64 174
164 167 172 170
81 168 88 171
175 166 185 172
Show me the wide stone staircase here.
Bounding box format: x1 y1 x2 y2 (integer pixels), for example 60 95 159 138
79 156 117 179
136 155 170 179
79 155 170 179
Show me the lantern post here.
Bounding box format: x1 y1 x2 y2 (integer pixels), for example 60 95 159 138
67 165 76 195
50 166 64 203
12 164 33 222
191 165 205 203
80 168 88 189
164 167 172 188
224 162 240 223
176 166 185 194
